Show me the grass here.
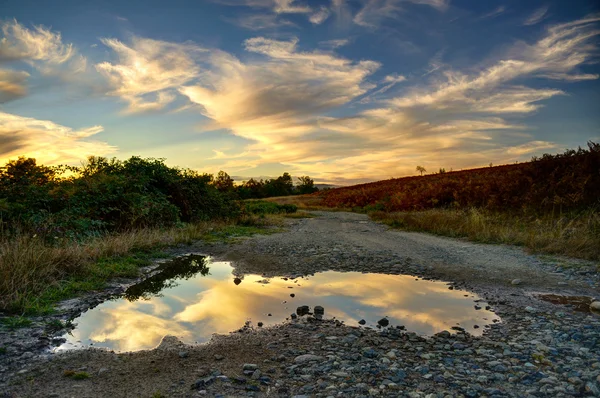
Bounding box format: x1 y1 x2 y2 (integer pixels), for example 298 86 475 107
63 370 90 380
0 218 278 315
1 316 32 329
370 208 600 261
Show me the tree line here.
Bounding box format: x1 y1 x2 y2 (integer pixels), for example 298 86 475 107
0 156 317 241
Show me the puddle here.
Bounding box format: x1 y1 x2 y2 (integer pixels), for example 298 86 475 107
57 254 500 352
538 294 598 313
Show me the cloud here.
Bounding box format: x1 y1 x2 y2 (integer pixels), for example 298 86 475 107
0 20 87 100
524 5 549 26
0 111 115 165
354 0 448 27
480 6 506 20
180 36 379 146
0 19 85 76
318 39 350 49
96 37 204 113
227 13 297 30
273 0 311 13
0 20 75 64
391 15 600 112
0 69 28 103
310 6 331 24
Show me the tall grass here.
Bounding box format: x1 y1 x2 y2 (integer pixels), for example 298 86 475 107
370 208 600 261
0 220 274 314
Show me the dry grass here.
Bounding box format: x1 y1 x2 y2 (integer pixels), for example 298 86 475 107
264 194 351 211
0 220 273 314
370 208 600 261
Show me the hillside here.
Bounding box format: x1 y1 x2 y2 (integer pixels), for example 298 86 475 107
317 142 600 214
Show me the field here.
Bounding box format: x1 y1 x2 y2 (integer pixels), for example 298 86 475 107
269 143 600 261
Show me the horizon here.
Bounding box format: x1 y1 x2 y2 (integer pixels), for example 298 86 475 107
1 0 599 185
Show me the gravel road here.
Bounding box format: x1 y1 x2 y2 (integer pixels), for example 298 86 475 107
1 211 599 397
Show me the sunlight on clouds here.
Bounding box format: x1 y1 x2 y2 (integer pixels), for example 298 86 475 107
0 112 115 165
354 0 448 27
393 15 600 112
310 6 331 24
0 20 75 64
96 37 204 113
0 69 28 103
180 36 379 145
87 306 193 352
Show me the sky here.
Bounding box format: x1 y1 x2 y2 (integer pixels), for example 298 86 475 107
0 0 599 185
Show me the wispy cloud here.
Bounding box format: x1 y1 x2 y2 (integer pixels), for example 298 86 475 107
0 111 115 165
523 5 549 26
180 36 379 147
0 20 76 64
354 0 448 27
0 69 28 103
480 6 506 20
318 38 350 49
226 13 296 30
310 6 331 24
0 20 86 101
96 37 205 113
392 15 600 113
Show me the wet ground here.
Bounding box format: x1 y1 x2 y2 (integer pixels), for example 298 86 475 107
57 254 500 352
2 211 599 397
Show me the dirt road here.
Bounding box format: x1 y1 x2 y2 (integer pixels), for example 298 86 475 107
2 211 599 397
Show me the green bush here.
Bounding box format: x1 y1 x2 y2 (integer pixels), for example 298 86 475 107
0 156 240 241
244 201 297 215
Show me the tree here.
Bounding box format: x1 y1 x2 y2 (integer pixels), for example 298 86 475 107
416 166 426 176
214 170 234 192
296 175 318 194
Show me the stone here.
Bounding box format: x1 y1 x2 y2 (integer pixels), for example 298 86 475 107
214 354 224 360
377 318 389 327
294 354 324 364
590 301 600 312
178 351 189 358
251 369 261 380
525 306 536 313
243 364 258 371
234 278 242 285
296 306 310 316
358 319 366 325
314 306 325 315
257 322 263 327
511 279 522 285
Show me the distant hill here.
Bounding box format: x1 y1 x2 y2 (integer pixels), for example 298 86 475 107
316 142 600 214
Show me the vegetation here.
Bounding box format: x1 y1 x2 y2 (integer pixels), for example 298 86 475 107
63 370 90 380
0 156 283 314
319 142 600 214
272 143 599 261
235 173 318 199
243 200 298 216
371 208 599 260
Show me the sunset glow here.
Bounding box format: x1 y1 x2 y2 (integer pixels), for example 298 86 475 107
1 0 599 184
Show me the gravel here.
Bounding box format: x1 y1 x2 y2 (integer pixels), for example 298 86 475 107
1 211 599 397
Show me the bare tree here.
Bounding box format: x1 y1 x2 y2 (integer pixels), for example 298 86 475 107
416 165 426 176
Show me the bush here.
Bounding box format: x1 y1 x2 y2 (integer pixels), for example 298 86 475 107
0 156 240 241
243 200 298 216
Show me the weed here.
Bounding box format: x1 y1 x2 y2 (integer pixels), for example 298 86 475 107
63 370 90 379
1 316 32 329
371 208 600 261
0 346 6 354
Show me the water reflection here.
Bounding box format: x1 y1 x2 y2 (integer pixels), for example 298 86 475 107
123 254 209 301
58 256 500 352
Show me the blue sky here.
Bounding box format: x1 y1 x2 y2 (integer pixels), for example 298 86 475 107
1 0 599 184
